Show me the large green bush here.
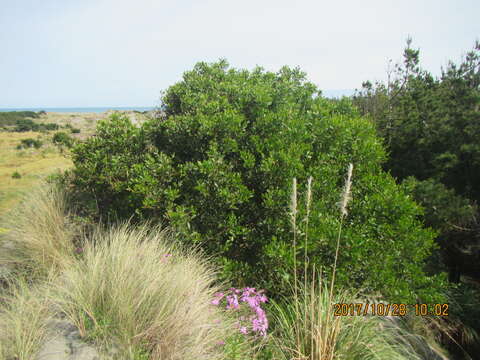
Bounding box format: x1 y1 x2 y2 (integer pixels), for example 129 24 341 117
67 60 445 303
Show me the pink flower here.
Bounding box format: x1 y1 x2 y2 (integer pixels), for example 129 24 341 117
211 286 269 336
226 294 239 309
211 298 221 306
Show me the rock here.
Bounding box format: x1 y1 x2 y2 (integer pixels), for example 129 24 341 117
35 318 120 360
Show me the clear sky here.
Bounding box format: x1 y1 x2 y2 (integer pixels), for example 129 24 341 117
1 0 478 108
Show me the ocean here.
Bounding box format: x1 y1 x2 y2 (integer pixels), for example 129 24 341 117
0 106 156 113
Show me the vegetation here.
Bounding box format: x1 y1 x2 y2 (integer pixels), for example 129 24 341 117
1 43 479 358
0 130 72 217
265 173 440 360
17 138 43 149
0 186 251 359
0 111 40 126
65 61 445 305
52 131 74 148
0 111 61 132
11 171 21 179
0 181 445 360
64 123 81 133
14 119 58 132
353 38 480 359
0 277 53 360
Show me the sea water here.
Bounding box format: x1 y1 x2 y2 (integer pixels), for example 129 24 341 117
0 106 155 113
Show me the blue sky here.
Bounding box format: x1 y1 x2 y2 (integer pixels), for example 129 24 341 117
1 0 478 108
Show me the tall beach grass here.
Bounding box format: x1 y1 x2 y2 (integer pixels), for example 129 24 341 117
48 222 238 359
0 184 77 284
0 276 53 360
266 164 428 360
0 184 251 359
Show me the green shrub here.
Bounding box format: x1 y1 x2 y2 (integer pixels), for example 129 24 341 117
71 127 81 134
42 123 59 131
18 138 43 149
67 60 445 303
0 112 40 128
52 131 74 148
14 119 39 132
11 171 21 179
0 112 58 132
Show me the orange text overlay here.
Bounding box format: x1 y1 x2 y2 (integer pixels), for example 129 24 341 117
333 303 449 317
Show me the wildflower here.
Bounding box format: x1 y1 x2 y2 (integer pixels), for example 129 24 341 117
226 294 239 309
212 286 269 337
211 292 224 306
211 298 221 306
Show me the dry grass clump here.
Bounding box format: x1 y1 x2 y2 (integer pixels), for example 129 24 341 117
269 274 422 360
0 184 240 359
0 184 77 283
48 222 235 360
0 276 53 360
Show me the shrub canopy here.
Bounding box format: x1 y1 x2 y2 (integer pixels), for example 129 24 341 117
68 60 445 302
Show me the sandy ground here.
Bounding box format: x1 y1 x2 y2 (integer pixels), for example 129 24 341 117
0 110 151 218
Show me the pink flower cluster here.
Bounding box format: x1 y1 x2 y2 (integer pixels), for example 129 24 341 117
211 287 268 337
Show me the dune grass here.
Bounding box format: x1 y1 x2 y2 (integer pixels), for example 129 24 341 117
268 280 422 360
0 184 252 360
0 184 77 283
48 222 239 359
0 276 54 360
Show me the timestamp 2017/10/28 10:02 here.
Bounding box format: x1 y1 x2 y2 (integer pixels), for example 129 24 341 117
333 303 449 317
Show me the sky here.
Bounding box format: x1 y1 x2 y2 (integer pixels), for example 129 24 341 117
1 0 478 108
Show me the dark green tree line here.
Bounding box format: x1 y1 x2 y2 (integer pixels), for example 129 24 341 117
353 39 480 357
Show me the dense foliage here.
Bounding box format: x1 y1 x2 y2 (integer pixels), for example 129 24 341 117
66 60 446 303
0 111 40 125
353 39 480 280
0 111 58 131
353 39 480 357
354 40 480 203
